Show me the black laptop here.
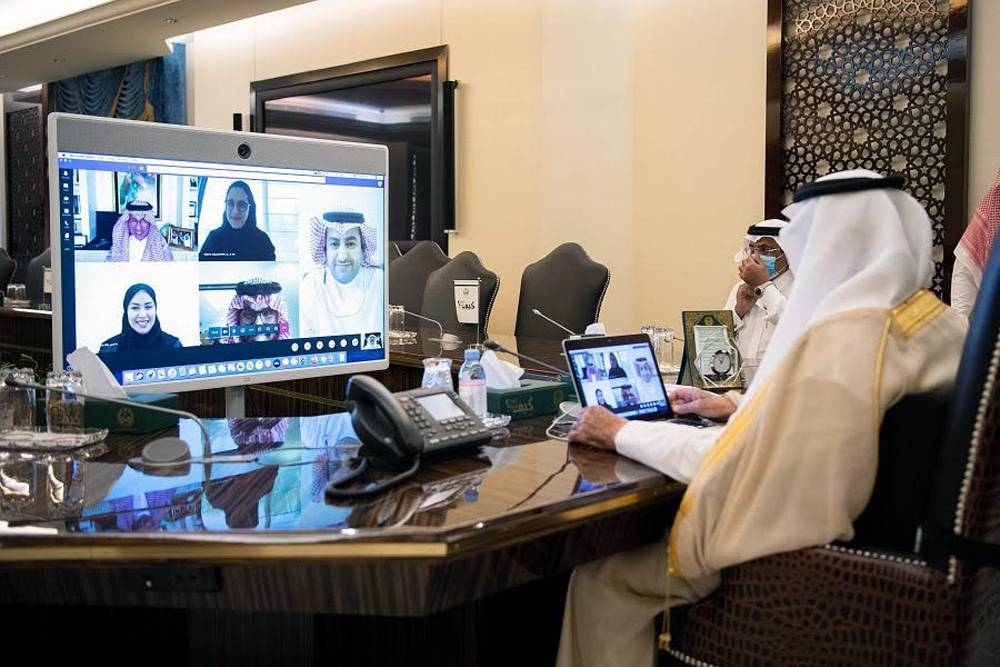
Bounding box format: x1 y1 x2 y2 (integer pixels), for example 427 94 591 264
563 333 674 421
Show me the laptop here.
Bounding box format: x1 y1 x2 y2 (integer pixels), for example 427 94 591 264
563 333 675 421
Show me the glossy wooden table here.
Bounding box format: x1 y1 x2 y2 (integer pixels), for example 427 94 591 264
0 415 682 666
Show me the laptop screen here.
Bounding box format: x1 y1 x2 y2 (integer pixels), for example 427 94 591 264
563 334 672 420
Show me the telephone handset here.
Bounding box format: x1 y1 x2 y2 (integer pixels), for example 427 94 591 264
328 375 494 498
345 375 424 470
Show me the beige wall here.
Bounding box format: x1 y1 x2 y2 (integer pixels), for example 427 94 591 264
969 0 1000 215
189 0 767 335
189 0 998 334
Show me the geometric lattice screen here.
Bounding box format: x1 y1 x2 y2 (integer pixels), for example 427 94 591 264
770 0 967 298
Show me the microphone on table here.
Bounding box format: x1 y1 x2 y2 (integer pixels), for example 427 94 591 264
401 308 462 345
4 376 210 471
482 339 569 378
531 309 578 338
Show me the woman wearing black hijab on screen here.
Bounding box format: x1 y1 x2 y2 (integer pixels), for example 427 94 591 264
99 283 182 354
198 180 276 261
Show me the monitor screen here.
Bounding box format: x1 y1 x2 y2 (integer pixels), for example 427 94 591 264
49 113 390 392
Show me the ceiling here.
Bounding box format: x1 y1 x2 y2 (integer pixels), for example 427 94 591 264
0 0 312 93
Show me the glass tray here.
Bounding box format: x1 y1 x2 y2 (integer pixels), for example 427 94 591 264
482 413 512 430
0 427 109 453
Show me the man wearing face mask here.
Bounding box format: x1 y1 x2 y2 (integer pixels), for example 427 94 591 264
106 200 173 262
722 220 791 384
299 211 384 337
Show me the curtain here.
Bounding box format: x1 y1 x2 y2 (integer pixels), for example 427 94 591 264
49 43 186 124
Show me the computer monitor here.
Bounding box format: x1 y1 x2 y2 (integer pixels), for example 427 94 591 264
49 113 389 392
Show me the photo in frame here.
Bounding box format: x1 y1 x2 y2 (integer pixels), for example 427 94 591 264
678 310 743 391
167 225 196 250
115 171 160 217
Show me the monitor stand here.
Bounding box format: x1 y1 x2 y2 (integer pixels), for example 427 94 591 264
225 386 246 419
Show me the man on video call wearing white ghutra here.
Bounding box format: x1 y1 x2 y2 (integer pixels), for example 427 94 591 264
556 169 967 667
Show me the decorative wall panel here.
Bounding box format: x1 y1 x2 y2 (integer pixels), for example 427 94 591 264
5 105 46 282
766 0 969 298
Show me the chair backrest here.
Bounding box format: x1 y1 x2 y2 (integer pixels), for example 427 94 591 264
387 240 450 314
924 240 1000 561
26 247 51 305
921 242 1000 662
393 240 424 255
0 247 17 293
421 251 499 340
514 243 610 338
851 392 949 553
387 241 404 264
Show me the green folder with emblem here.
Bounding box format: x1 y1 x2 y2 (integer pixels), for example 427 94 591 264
84 393 181 433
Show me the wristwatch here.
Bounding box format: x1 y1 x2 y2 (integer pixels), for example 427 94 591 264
753 281 773 297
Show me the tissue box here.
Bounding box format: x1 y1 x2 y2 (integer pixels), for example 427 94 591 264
487 378 574 421
85 393 181 433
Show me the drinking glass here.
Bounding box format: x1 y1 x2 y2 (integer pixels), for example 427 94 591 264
0 368 37 430
388 305 407 340
5 283 27 304
653 326 678 374
421 357 454 391
46 370 86 433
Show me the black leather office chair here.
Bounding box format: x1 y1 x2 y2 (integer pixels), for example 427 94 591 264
514 243 610 338
665 246 1000 666
0 247 17 294
25 248 51 306
421 251 499 340
387 240 450 315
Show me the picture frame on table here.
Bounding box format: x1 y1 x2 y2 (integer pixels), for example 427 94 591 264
677 310 743 391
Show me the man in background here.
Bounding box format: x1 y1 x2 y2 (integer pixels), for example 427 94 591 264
723 219 792 384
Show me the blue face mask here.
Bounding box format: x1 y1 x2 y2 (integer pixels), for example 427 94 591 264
761 255 779 279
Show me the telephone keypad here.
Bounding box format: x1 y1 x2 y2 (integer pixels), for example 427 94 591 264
395 387 494 454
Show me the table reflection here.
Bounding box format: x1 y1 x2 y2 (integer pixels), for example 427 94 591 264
0 414 665 535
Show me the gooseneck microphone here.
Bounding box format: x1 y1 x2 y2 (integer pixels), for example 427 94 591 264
531 309 578 337
4 376 211 468
482 339 568 377
402 308 461 344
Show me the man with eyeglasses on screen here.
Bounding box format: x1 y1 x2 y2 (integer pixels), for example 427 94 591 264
722 220 793 384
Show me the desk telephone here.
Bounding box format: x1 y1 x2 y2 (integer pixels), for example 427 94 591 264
327 376 493 498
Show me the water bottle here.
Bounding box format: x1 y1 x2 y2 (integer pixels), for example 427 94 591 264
458 348 487 417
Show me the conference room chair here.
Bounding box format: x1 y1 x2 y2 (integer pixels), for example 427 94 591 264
0 247 16 294
393 240 423 255
514 242 610 338
387 240 450 315
664 246 1000 666
421 251 499 341
25 247 51 306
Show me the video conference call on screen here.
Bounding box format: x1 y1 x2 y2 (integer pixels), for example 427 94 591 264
57 151 387 387
568 343 668 419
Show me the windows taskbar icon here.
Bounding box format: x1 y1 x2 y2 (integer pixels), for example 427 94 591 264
121 352 349 386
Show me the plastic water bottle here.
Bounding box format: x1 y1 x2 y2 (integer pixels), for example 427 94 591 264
458 348 487 417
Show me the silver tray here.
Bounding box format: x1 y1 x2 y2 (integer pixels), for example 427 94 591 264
0 427 109 453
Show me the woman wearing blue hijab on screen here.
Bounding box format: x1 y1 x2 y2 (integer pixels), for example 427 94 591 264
198 181 276 261
99 283 182 354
